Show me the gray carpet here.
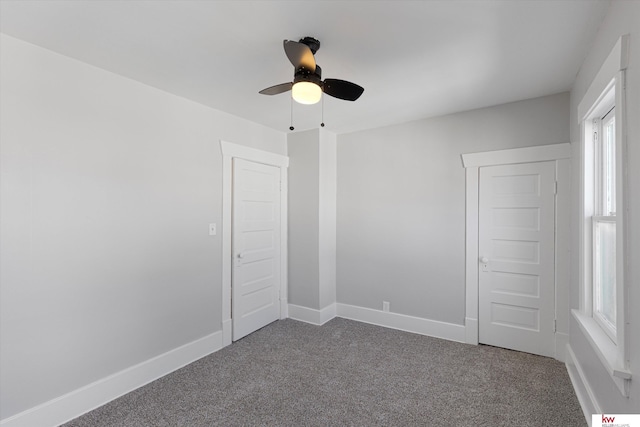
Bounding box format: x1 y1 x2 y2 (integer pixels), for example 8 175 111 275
64 318 586 426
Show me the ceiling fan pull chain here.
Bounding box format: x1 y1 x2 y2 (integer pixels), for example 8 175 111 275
320 94 325 127
289 96 295 131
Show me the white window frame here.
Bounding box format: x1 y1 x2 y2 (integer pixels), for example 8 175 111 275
591 101 617 343
573 35 631 397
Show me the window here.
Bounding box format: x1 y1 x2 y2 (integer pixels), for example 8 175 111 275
592 105 616 342
574 34 630 396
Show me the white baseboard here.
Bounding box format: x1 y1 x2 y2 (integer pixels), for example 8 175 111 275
336 303 466 343
288 303 336 325
287 303 316 324
280 297 289 319
465 317 478 344
222 319 232 347
555 332 569 363
566 344 600 427
0 331 224 427
320 303 337 324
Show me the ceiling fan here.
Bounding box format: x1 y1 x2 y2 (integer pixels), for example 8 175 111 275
259 37 364 105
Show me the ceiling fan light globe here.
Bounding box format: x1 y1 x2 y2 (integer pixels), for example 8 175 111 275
292 81 322 105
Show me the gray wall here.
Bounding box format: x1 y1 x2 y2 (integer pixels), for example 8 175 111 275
287 129 321 309
288 128 337 311
568 1 640 413
336 92 570 325
0 34 286 419
318 130 337 310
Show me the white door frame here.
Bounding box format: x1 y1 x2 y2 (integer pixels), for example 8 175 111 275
220 140 289 346
460 143 571 351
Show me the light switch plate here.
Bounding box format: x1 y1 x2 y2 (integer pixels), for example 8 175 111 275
209 223 217 236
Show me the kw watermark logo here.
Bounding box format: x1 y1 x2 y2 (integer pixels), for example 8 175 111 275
593 414 640 427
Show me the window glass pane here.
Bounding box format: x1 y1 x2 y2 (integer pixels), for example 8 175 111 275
594 219 616 328
603 114 616 216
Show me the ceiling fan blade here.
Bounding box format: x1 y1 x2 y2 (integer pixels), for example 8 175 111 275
259 82 293 95
323 79 364 101
283 40 316 72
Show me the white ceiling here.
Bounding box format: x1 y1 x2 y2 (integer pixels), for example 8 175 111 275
0 0 610 134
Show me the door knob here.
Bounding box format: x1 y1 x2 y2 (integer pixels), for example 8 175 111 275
237 252 245 259
480 256 490 272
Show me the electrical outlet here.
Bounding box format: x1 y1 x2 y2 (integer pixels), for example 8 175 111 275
209 223 217 236
383 301 390 312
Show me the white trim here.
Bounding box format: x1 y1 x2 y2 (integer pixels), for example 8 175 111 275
279 166 289 321
221 151 233 346
220 140 289 345
280 296 289 320
464 166 479 344
575 34 631 397
577 36 629 120
461 143 571 168
219 140 289 168
336 303 466 343
0 332 223 427
320 303 336 325
566 344 602 426
222 319 232 347
465 317 478 344
288 303 336 326
555 332 569 363
462 143 570 357
572 310 631 394
555 158 572 354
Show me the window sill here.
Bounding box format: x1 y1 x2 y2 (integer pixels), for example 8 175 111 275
572 309 631 396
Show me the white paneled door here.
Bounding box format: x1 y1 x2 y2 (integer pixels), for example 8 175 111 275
232 158 281 341
478 161 556 357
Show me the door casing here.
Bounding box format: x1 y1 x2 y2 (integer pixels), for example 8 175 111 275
461 143 571 360
221 140 289 347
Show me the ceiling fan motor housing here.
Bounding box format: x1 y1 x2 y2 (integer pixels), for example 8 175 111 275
299 36 320 54
294 64 322 86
